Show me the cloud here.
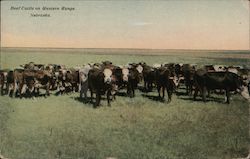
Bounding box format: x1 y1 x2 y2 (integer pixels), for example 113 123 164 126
131 22 153 26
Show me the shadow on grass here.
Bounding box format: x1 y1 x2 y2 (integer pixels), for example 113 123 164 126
71 96 94 106
141 94 166 103
175 91 188 96
138 86 156 93
179 95 226 104
54 90 78 96
13 92 51 99
115 92 128 97
71 96 117 108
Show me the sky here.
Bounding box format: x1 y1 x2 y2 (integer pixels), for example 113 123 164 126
1 0 249 50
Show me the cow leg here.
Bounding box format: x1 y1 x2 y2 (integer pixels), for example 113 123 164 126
202 87 207 102
1 85 3 96
248 82 250 96
74 83 77 92
11 82 15 97
84 91 88 102
12 82 17 98
157 85 161 99
0 81 5 95
107 90 111 107
80 86 83 99
225 89 230 104
90 90 93 103
144 81 147 91
186 85 189 95
167 88 172 103
45 84 50 97
95 92 101 107
31 88 36 98
46 88 50 97
162 87 165 100
207 89 210 98
127 84 132 98
19 83 24 98
193 87 199 101
28 86 34 98
132 86 135 97
190 85 193 95
7 83 11 97
189 83 193 96
5 83 9 95
185 81 189 95
149 82 153 91
36 88 40 97
71 84 74 93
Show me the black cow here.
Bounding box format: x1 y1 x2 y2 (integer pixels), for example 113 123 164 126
164 63 176 77
112 66 129 89
127 66 141 98
174 63 183 78
65 69 80 93
88 68 115 107
248 81 250 96
155 67 175 102
193 70 243 104
182 64 196 95
142 64 156 92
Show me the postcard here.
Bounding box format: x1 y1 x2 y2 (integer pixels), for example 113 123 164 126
0 0 250 159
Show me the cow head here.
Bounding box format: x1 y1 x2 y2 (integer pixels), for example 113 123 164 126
79 72 87 83
103 68 113 84
3 72 8 85
232 74 245 94
45 65 54 73
122 68 129 82
136 65 143 74
153 63 162 69
79 65 91 83
227 68 238 74
54 72 59 78
59 69 67 81
169 76 179 88
0 71 8 89
240 85 250 100
213 65 226 72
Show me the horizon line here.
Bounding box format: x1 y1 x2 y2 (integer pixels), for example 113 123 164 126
1 46 249 52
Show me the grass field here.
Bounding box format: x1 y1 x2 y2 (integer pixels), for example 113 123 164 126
0 48 249 159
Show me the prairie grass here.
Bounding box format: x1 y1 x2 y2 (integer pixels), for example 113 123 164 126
0 49 249 159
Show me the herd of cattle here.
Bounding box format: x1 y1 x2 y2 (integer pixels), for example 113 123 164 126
0 61 250 107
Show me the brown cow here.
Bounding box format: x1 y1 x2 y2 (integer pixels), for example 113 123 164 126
0 70 9 95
